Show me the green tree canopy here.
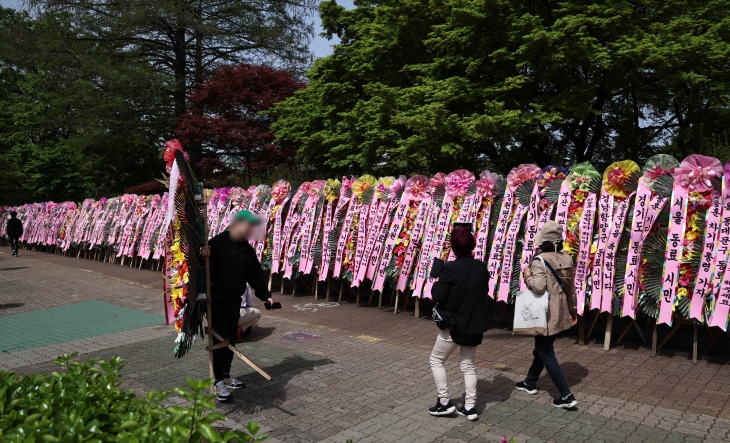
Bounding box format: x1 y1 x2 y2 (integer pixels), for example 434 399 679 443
272 0 730 176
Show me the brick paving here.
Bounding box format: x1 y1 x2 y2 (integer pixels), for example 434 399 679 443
1 249 730 442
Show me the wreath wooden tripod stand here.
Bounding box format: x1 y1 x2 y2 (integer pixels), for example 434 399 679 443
196 195 272 393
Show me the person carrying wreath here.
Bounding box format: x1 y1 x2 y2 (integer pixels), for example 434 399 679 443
201 210 274 402
514 220 578 408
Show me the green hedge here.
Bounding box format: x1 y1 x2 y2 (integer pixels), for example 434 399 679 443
0 354 268 443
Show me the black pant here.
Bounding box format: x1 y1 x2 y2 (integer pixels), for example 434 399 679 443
211 300 241 381
524 335 571 398
9 237 19 255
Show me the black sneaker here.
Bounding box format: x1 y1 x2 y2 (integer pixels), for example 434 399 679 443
456 405 478 421
553 394 578 409
428 398 456 416
515 381 537 395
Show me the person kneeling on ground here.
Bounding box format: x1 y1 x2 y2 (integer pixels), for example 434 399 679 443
428 226 489 421
237 283 262 342
201 210 273 402
514 220 578 409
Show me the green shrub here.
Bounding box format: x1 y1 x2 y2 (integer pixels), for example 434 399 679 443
0 354 268 443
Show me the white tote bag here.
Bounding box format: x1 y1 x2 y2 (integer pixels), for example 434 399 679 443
513 257 549 336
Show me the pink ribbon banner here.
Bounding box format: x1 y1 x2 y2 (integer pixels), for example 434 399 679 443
318 201 336 280
622 182 651 318
555 180 572 238
600 192 635 313
590 191 613 311
497 204 528 302
353 200 385 285
397 198 431 292
373 200 409 291
575 193 597 316
658 186 689 326
351 202 372 285
690 196 721 320
710 177 730 329
333 200 359 278
423 199 454 298
473 198 494 261
270 197 290 273
413 201 442 296
518 183 540 291
487 190 515 298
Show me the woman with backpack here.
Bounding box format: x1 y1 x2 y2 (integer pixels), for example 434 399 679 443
514 220 578 408
428 226 490 421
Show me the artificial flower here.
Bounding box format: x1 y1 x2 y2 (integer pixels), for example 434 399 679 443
566 162 601 192
323 179 341 202
506 164 541 192
271 179 291 204
602 160 640 198
445 169 475 197
404 175 430 201
675 154 722 194
352 175 377 200
375 176 396 199
162 139 189 173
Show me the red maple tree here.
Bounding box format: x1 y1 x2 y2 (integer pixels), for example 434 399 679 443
176 63 304 181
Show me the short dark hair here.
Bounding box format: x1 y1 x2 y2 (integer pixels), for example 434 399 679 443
540 240 563 253
9 211 17 217
450 226 476 257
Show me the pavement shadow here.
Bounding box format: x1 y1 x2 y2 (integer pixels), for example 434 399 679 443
244 325 276 342
0 303 25 310
0 267 29 271
473 374 513 412
219 354 335 416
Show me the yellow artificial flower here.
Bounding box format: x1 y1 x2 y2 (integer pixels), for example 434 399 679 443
375 176 396 199
677 287 688 298
603 160 640 198
351 175 377 200
590 244 597 254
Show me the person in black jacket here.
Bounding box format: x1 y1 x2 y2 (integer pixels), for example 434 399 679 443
6 211 23 257
428 226 489 421
201 210 273 402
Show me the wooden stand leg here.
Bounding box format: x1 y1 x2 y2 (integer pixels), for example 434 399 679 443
207 328 272 380
268 273 273 291
378 290 383 308
414 297 420 318
394 291 400 314
280 275 285 296
496 303 508 328
587 311 601 339
578 315 585 345
326 277 332 302
314 279 319 300
693 323 698 364
292 279 297 297
651 322 658 357
603 315 614 351
657 318 685 351
705 327 721 354
355 286 361 307
206 301 215 393
338 279 344 304
367 288 375 306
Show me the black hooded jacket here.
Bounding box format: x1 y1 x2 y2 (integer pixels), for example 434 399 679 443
207 231 271 305
431 256 490 344
6 217 23 239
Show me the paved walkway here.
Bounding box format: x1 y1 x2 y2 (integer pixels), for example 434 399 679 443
1 249 729 442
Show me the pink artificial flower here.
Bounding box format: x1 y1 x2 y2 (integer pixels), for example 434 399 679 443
271 180 291 204
675 154 722 194
506 164 541 192
445 169 475 197
430 172 447 189
477 169 500 198
163 139 189 173
404 175 430 201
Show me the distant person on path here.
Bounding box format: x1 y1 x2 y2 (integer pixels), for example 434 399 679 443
515 220 578 408
428 226 490 421
6 211 23 257
200 210 273 402
236 283 262 341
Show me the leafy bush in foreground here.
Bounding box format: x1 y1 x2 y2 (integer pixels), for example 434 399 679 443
0 354 268 443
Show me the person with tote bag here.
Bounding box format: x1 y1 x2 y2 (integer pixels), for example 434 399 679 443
514 220 579 409
428 226 490 421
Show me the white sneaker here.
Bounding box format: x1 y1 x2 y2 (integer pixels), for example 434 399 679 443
225 377 245 390
214 380 231 402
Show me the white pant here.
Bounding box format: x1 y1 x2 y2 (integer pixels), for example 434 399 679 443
429 330 477 409
238 307 261 330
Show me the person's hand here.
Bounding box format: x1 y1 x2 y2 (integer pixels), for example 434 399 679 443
266 297 274 305
571 314 578 325
201 246 211 258
523 267 531 277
